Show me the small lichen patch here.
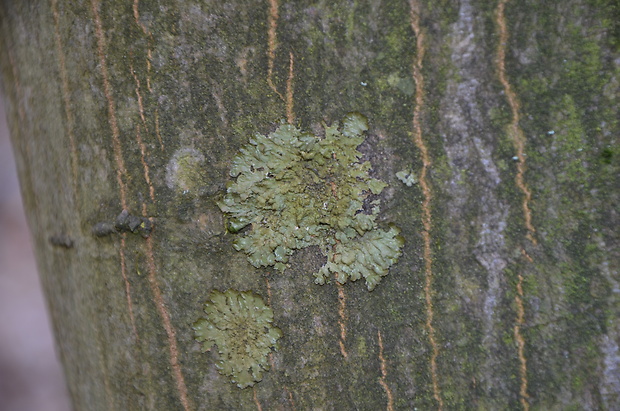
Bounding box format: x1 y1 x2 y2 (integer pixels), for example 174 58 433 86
218 113 404 290
193 289 282 389
396 169 417 187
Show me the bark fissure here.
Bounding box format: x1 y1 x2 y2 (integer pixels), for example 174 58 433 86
496 1 533 408
409 0 443 408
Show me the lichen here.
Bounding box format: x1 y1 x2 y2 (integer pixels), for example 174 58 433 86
318 224 403 291
193 289 282 389
218 113 404 290
396 169 417 186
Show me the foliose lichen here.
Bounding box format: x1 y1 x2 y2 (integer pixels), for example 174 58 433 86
193 289 282 389
396 169 417 187
218 113 404 290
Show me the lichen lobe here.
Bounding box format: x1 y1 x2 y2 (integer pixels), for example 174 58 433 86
193 289 282 388
218 113 404 290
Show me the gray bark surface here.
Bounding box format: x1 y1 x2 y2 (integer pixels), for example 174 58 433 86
0 0 618 409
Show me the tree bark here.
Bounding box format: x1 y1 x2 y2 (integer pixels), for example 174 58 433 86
0 0 618 409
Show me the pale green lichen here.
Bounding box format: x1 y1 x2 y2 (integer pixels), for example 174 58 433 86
396 169 417 186
218 113 404 290
193 289 282 389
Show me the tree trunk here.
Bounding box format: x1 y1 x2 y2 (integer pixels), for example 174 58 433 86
1 0 618 409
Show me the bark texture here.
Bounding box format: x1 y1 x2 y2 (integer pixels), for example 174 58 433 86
0 0 618 409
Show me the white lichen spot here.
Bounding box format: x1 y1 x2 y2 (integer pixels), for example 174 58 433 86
396 169 417 187
193 289 282 389
166 148 205 193
218 113 404 290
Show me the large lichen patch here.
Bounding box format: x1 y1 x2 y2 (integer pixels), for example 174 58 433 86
193 289 282 388
218 113 404 290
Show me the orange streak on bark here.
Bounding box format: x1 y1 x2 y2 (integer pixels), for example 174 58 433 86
136 127 190 411
286 51 295 124
284 386 296 410
51 0 78 197
129 54 156 202
144 236 193 411
133 0 153 92
130 62 149 134
253 387 263 411
154 108 164 150
90 1 140 379
337 280 348 359
496 0 536 246
267 0 284 100
338 340 348 359
119 235 139 341
91 0 128 209
146 49 153 92
378 331 395 411
408 1 443 409
135 125 155 202
521 248 533 263
496 2 532 409
132 0 148 35
514 273 530 411
92 3 190 409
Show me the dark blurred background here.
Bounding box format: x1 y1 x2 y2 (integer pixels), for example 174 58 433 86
0 98 71 410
